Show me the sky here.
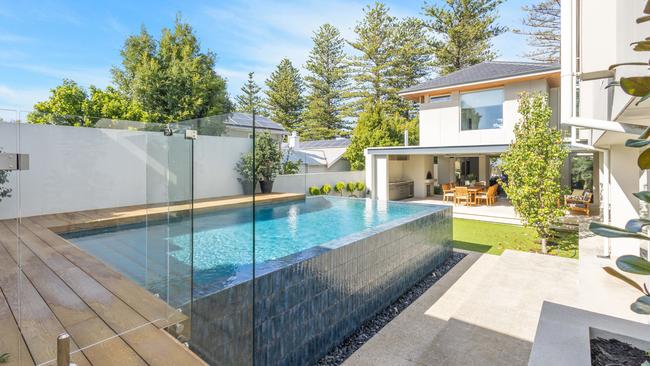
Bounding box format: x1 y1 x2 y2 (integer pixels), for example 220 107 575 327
0 0 538 111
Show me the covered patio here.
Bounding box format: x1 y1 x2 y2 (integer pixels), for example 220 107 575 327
365 144 601 223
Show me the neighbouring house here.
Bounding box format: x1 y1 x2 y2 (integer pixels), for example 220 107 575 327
561 0 650 257
365 61 597 201
283 131 351 173
196 112 287 139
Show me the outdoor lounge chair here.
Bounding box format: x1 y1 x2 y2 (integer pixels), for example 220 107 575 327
476 184 498 205
564 189 592 215
454 186 471 206
442 183 454 202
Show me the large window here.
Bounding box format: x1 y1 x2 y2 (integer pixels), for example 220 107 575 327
460 89 504 130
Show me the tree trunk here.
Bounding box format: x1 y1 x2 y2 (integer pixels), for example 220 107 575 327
541 237 548 254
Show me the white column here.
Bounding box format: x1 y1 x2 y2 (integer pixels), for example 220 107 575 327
375 155 389 201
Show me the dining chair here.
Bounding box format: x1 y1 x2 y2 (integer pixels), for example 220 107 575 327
454 186 470 206
442 183 454 202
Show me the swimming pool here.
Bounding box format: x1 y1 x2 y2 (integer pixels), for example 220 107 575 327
62 196 437 306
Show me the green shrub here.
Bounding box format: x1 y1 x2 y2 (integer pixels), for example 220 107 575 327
346 182 356 193
309 186 321 195
334 181 345 196
321 184 332 195
355 182 365 192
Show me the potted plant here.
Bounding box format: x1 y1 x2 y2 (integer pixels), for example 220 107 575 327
0 148 12 203
309 186 321 195
235 152 258 195
255 132 282 193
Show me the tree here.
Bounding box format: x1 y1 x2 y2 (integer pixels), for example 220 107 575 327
29 80 88 126
500 92 568 253
235 72 267 115
387 17 432 116
30 17 231 125
111 16 230 122
514 0 561 63
265 58 305 131
344 104 418 170
423 0 507 75
347 2 398 117
302 24 350 140
28 80 147 126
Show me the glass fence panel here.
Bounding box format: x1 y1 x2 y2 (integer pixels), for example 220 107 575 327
0 109 31 365
14 110 196 365
183 112 255 365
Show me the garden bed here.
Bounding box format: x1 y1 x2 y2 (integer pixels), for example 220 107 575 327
314 252 466 366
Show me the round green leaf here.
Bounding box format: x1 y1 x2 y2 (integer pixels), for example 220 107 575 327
639 148 650 169
634 191 650 203
617 255 650 275
632 40 650 51
625 218 650 232
631 296 650 315
589 222 650 240
625 139 650 148
621 77 650 97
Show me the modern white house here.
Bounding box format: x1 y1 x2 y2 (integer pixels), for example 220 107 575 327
561 0 650 257
365 61 572 201
283 132 351 173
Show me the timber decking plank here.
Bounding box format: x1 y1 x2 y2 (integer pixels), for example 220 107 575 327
0 288 34 366
12 223 204 365
0 223 148 366
0 244 91 366
21 218 186 329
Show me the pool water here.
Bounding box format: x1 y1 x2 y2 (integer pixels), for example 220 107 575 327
63 196 435 305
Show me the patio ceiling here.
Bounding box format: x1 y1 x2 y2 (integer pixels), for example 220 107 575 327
366 144 510 156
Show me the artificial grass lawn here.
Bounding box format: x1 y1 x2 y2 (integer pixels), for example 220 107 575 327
453 218 579 259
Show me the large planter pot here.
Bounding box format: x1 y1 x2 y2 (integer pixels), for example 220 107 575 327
241 181 256 195
260 180 274 193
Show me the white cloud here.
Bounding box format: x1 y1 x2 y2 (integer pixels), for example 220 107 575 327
0 84 49 111
0 62 112 88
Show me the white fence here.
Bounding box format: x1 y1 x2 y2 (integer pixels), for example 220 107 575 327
0 122 366 219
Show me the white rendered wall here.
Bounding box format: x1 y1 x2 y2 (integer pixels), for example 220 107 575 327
418 79 550 147
0 122 253 219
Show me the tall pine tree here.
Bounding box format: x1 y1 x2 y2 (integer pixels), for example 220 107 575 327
423 0 506 75
265 58 305 131
302 24 350 140
347 2 397 117
236 72 266 115
514 0 561 63
388 17 432 117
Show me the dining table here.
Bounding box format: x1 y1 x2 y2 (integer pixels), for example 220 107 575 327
454 185 485 205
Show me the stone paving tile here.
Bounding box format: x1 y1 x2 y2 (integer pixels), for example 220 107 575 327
344 239 650 366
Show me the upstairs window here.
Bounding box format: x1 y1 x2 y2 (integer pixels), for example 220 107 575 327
428 95 451 103
460 89 504 130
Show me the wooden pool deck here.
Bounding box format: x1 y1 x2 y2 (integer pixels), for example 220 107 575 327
0 192 304 366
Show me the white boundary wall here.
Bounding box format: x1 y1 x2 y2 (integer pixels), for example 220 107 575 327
0 123 366 219
0 122 252 219
273 171 366 194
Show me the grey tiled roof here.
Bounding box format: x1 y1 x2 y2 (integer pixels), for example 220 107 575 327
298 138 350 149
400 61 560 94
